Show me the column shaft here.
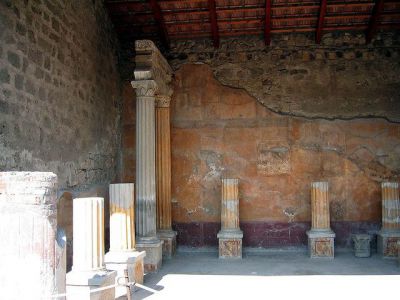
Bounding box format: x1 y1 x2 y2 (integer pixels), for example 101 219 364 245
156 106 172 230
381 182 400 231
136 96 157 240
311 181 330 230
109 183 135 251
221 179 240 230
72 197 104 271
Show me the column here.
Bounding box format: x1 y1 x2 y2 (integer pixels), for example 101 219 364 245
0 172 62 299
66 197 116 300
105 184 145 298
156 95 177 259
306 181 335 258
217 179 243 259
131 79 163 272
378 182 400 257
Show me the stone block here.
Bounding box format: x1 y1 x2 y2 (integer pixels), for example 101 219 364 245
136 240 163 273
66 270 116 300
158 230 177 259
377 231 400 258
217 230 243 259
105 251 145 297
307 230 335 258
352 234 372 258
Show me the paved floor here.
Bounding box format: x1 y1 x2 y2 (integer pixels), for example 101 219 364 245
127 248 400 300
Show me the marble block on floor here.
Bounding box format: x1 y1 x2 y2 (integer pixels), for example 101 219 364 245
307 230 335 259
352 234 372 258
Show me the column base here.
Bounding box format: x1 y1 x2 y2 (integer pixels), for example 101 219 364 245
306 229 335 259
377 230 400 258
157 230 177 259
66 269 116 300
104 250 146 297
217 229 243 259
136 238 163 273
397 241 400 266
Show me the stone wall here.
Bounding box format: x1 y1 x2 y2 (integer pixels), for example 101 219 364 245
0 0 121 268
167 33 400 248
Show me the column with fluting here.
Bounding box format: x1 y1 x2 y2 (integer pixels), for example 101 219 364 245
156 95 177 258
131 79 163 272
105 184 145 297
306 181 335 258
378 182 400 257
66 197 116 300
217 178 243 259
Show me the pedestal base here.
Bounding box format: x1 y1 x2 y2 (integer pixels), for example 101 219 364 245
66 269 116 300
136 239 163 273
217 230 243 259
397 241 400 266
104 250 146 297
377 230 400 258
157 230 177 259
307 230 335 258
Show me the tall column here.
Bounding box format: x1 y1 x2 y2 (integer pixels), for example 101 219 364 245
156 95 177 259
132 79 163 272
217 179 243 259
378 182 400 258
66 197 116 300
132 40 173 272
105 184 145 298
306 182 335 258
0 172 62 299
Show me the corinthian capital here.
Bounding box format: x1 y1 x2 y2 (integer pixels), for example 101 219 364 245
131 80 157 97
155 95 172 108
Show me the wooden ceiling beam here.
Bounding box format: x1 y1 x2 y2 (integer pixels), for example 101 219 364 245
208 0 219 48
366 0 385 44
316 0 327 43
149 0 170 49
264 0 272 45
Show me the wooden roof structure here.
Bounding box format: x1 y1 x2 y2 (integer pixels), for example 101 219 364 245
105 0 400 48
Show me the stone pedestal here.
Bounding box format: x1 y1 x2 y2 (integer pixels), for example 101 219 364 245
217 179 243 259
0 172 62 299
397 241 400 266
377 182 400 258
66 197 116 300
132 40 173 272
352 234 372 258
104 183 145 297
156 95 177 259
306 182 335 258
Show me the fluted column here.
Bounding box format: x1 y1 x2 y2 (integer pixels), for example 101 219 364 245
72 197 105 271
381 182 400 231
132 80 158 241
156 95 172 231
221 178 240 230
307 181 335 258
378 182 400 257
67 197 116 300
217 178 243 259
310 181 330 231
109 183 135 251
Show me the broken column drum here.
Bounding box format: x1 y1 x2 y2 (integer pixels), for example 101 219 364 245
66 197 116 300
217 178 243 259
0 172 63 300
104 183 145 298
306 182 336 258
156 95 177 259
377 182 400 258
132 40 173 272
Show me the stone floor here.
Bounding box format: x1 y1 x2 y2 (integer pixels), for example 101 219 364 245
125 247 400 300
